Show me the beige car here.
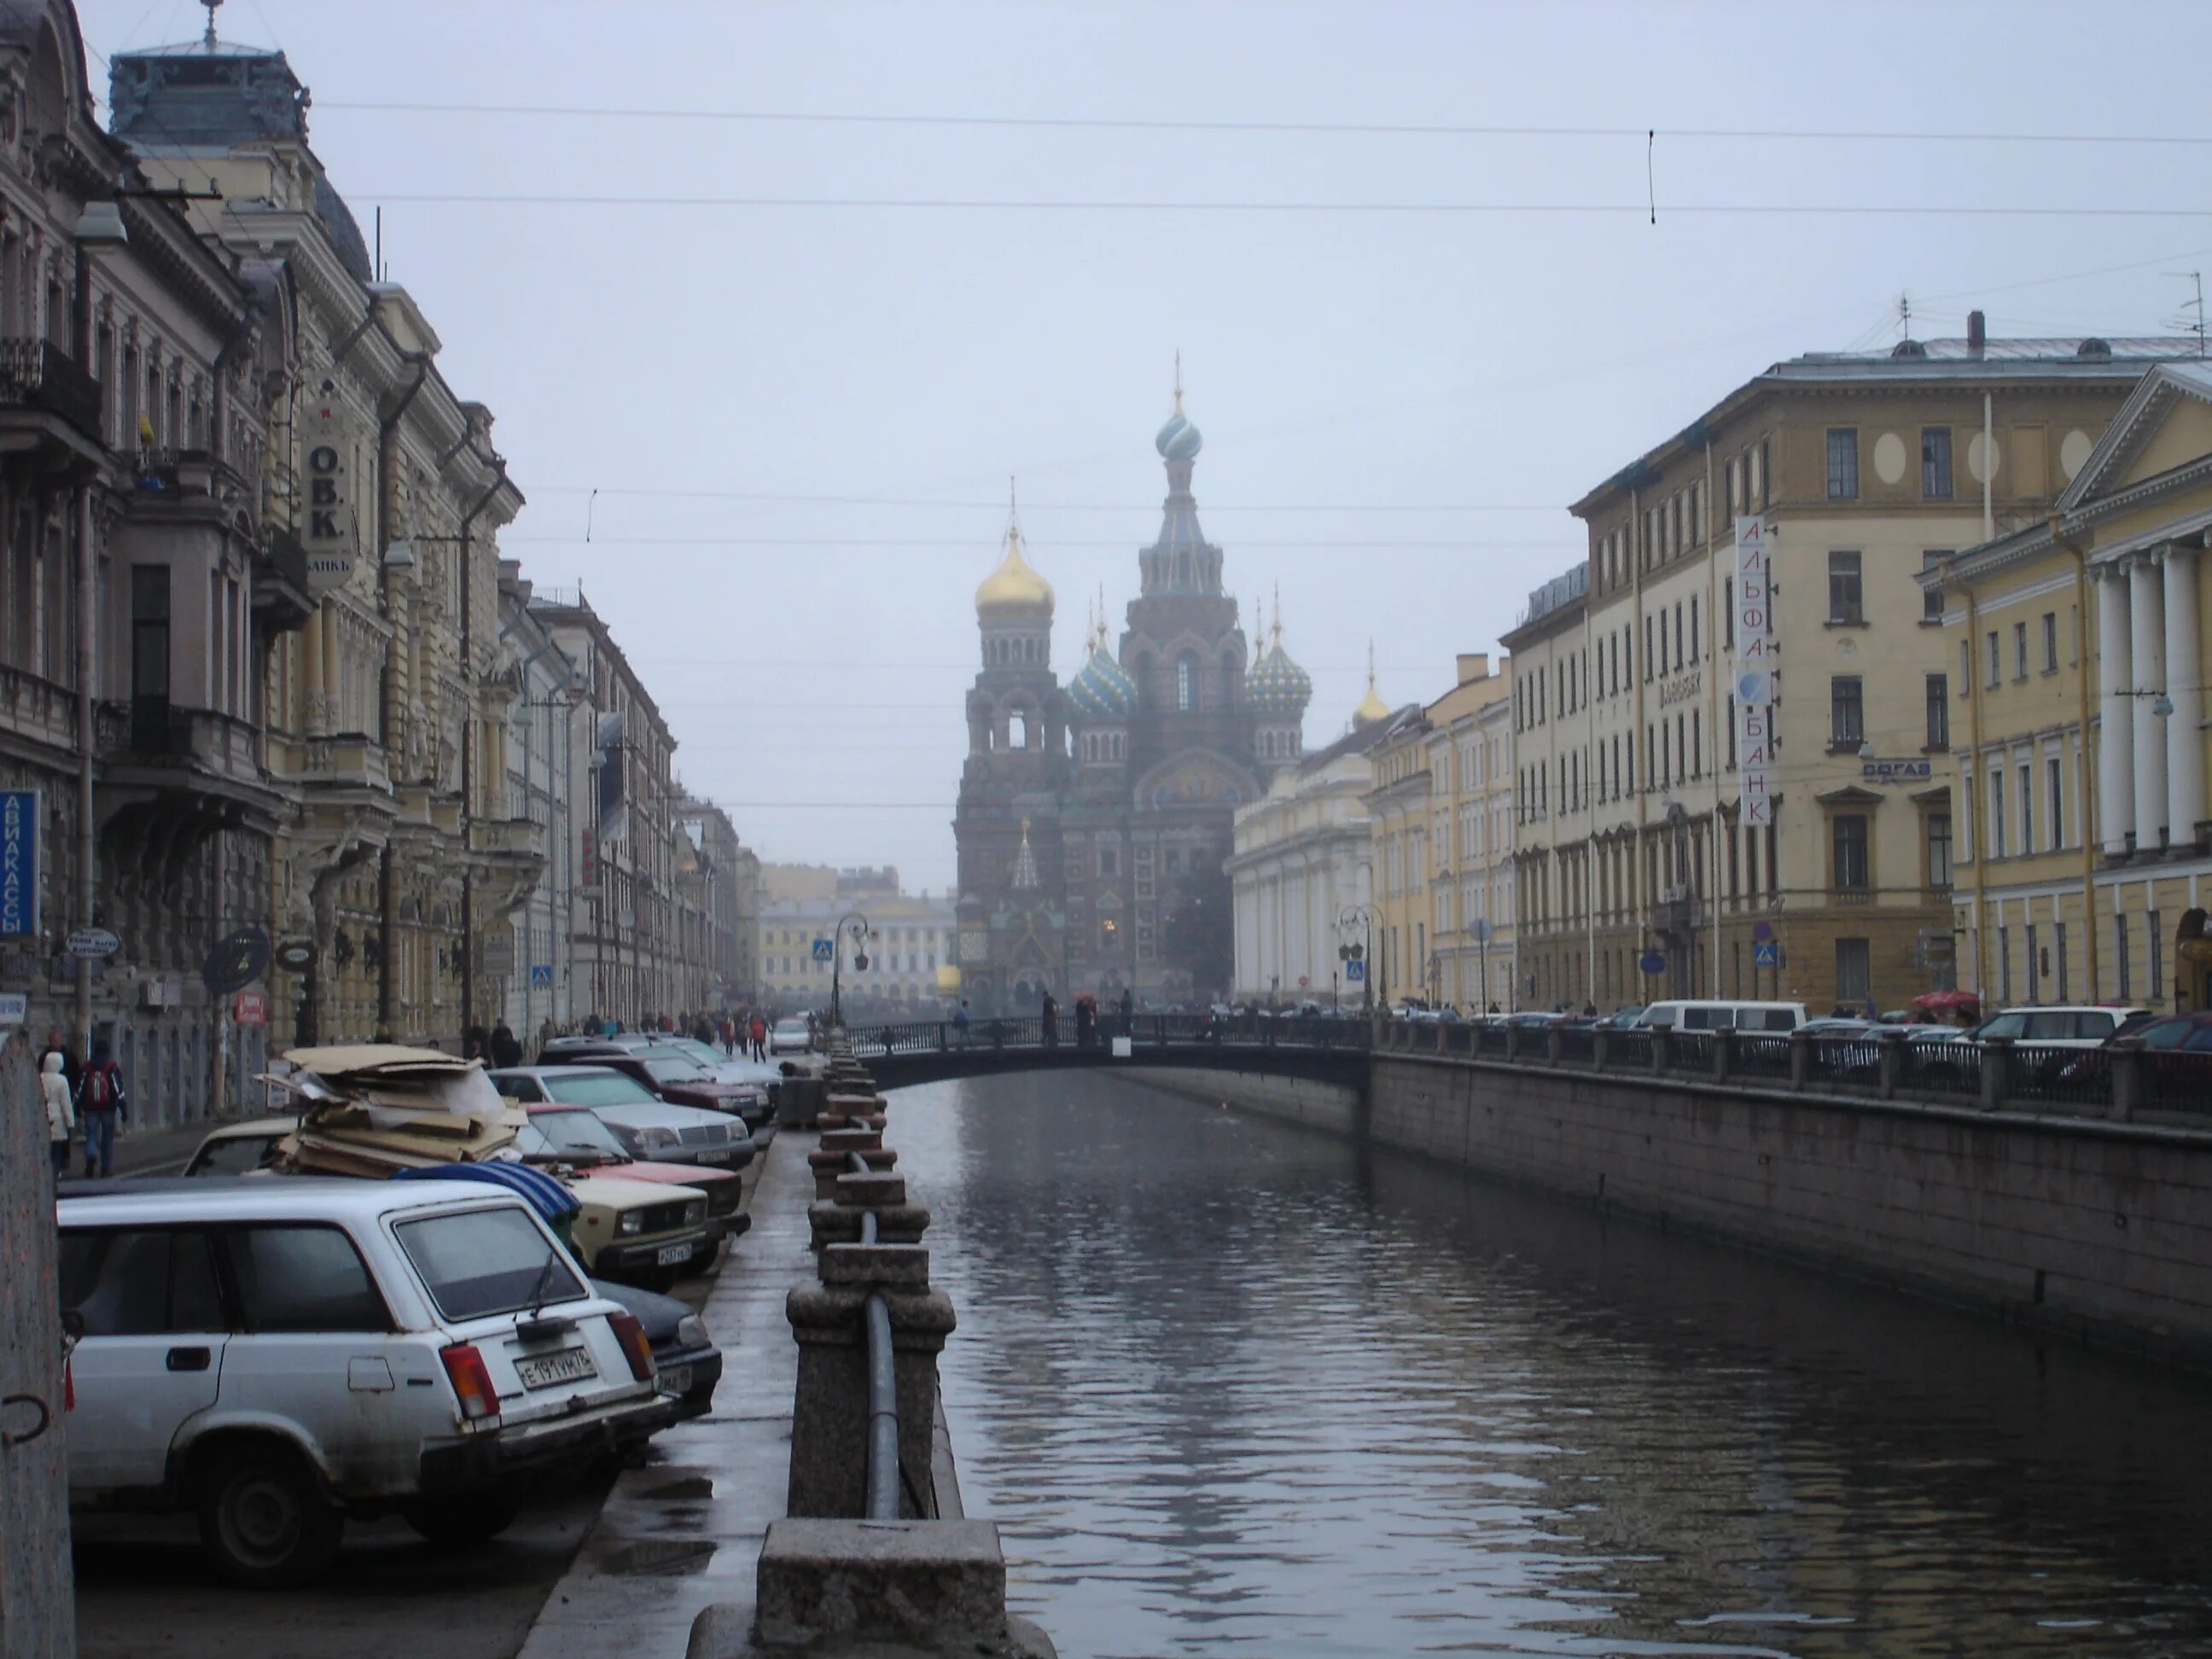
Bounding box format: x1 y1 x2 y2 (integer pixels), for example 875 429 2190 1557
561 1172 713 1292
183 1115 299 1177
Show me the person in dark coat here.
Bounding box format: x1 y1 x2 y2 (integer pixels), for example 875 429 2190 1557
489 1022 523 1069
1040 990 1059 1046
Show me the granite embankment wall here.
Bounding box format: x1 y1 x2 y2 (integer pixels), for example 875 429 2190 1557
1138 1057 2212 1371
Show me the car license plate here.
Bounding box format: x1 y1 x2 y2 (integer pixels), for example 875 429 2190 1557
658 1365 692 1396
697 1149 731 1165
656 1241 693 1266
515 1347 597 1390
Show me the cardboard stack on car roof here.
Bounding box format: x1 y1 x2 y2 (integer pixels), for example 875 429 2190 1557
260 1045 527 1179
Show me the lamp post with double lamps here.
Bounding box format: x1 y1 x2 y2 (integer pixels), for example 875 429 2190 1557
830 911 870 1029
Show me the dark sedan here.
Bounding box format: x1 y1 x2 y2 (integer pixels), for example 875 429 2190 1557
590 1278 722 1424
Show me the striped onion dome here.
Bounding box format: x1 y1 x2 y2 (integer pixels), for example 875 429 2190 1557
1068 643 1137 719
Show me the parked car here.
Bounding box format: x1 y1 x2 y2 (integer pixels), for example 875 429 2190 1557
769 1017 813 1055
58 1177 665 1586
591 1278 721 1423
489 1067 754 1172
1972 1004 2151 1046
523 1045 763 1121
515 1103 748 1243
1635 999 1807 1033
182 1115 297 1177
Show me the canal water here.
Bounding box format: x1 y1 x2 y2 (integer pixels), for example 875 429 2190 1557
894 1071 2212 1658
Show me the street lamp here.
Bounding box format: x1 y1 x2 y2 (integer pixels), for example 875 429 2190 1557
1338 904 1377 1016
830 910 870 1029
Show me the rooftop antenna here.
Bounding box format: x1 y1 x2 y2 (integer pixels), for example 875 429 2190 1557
201 0 222 49
2166 271 2206 358
1897 291 1912 341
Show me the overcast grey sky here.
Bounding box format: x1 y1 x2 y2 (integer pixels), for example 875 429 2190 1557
78 0 2212 892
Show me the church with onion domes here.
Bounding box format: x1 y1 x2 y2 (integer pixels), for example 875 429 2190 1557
952 385 1314 1012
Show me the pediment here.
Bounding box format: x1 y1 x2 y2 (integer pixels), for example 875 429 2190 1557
2059 362 2212 512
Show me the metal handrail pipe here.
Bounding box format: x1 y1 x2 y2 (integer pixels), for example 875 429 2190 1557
863 1291 899 1519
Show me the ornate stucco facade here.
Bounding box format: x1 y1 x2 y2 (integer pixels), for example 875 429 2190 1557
952 392 1309 1013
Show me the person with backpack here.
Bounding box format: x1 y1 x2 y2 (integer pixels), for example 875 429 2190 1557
78 1039 125 1179
40 1049 73 1180
749 1013 767 1061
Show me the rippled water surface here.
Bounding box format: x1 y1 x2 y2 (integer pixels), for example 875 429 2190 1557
894 1072 2212 1658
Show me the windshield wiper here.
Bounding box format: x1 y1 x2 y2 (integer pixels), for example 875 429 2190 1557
525 1243 563 1323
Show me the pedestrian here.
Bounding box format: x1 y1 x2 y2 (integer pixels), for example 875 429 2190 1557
750 1013 766 1062
1074 993 1095 1049
1118 986 1134 1037
952 998 971 1048
41 1049 73 1181
1040 989 1059 1046
40 1027 80 1102
78 1038 125 1179
489 1022 522 1069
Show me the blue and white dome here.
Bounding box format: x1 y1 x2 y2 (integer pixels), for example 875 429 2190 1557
1068 645 1137 719
1155 410 1202 463
1245 643 1312 718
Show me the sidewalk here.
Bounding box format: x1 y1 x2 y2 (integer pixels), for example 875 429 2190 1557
519 1129 813 1658
102 1115 237 1177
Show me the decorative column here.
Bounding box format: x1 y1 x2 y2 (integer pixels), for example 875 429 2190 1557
2130 556 2169 850
2163 544 2203 849
2098 566 2133 855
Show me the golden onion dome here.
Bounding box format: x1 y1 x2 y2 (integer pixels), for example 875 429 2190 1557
1352 641 1390 725
975 526 1054 618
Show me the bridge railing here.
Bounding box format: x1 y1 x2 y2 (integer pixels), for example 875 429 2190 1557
1364 1016 2201 1127
844 1010 1375 1059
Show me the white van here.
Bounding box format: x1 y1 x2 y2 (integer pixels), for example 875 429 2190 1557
1633 999 1807 1033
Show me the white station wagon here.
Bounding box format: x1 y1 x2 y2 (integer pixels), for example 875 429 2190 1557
59 1178 667 1586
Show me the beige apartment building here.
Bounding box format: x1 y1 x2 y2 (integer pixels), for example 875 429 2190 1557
1364 655 1511 1009
1930 359 2212 1012
1505 325 2192 1015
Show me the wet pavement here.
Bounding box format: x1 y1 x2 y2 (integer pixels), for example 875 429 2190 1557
519 1129 811 1657
896 1070 2212 1659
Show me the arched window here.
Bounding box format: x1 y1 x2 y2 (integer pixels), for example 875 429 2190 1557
1176 655 1195 712
1009 707 1030 749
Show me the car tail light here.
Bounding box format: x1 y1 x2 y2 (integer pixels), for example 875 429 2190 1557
607 1312 655 1382
441 1342 500 1422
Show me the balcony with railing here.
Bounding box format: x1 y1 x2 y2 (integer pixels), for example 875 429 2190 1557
0 337 102 452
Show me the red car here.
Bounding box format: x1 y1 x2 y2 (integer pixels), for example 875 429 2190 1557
514 1103 748 1241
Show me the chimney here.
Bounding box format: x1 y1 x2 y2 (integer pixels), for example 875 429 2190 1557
1456 652 1490 685
1967 311 1986 357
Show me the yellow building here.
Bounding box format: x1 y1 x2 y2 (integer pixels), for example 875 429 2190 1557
1506 325 2195 1015
1933 360 2212 1011
1364 654 1511 1009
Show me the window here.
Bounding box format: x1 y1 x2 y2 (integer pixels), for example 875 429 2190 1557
1927 812 1953 888
1827 551 1863 624
1175 656 1193 712
1674 602 1685 665
221 1225 390 1333
399 1208 586 1323
59 1229 224 1336
1723 578 1734 648
2055 922 2070 999
1690 595 1700 661
1985 631 2000 689
2018 761 2033 853
1990 769 2007 859
1099 847 1118 877
1831 676 1864 746
2046 755 2064 850
2041 611 2058 672
1826 428 1859 498
1923 550 1949 622
1836 937 1871 1004
1758 438 1771 506
1999 926 2013 1003
2013 621 2029 680
1833 814 1870 890
130 564 170 748
1921 427 1953 498
1926 674 1950 749
2116 912 2132 999
2151 910 2164 999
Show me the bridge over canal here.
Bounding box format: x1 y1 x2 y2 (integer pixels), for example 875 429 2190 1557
837 1011 1372 1092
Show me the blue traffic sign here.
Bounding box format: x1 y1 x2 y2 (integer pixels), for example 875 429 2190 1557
812 938 835 962
1344 959 1366 982
1752 940 1780 968
530 963 555 987
1639 951 1666 975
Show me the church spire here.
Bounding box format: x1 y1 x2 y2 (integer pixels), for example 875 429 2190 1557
1012 818 1039 890
1353 637 1390 726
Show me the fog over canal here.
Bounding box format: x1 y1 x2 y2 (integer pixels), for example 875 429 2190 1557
894 1072 2212 1659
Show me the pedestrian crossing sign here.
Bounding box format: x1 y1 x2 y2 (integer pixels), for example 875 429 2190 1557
1345 959 1366 982
1752 940 1780 968
812 938 834 961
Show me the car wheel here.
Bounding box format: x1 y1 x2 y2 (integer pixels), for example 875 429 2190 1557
195 1444 345 1589
399 1492 521 1546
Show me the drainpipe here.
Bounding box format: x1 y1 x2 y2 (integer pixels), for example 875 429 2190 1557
457 451 511 1044
375 354 430 1033
72 247 96 1064
2055 528 2103 994
1954 564 1989 1002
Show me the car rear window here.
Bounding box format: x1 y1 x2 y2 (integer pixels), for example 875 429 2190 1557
544 1071 658 1105
396 1206 586 1322
189 1133 283 1177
